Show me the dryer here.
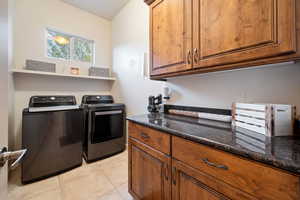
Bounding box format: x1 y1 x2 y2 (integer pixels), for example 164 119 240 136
81 95 126 162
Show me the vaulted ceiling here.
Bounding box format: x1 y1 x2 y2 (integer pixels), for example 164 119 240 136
62 0 129 20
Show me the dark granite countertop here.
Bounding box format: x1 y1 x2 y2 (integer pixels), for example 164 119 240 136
127 113 300 175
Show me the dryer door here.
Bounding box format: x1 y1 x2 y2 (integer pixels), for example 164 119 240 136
91 110 124 144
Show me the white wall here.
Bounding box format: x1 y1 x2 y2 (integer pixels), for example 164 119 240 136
112 0 300 118
8 0 15 151
166 63 300 114
111 0 163 115
12 0 113 149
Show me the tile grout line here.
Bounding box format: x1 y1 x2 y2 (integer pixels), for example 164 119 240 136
57 175 64 200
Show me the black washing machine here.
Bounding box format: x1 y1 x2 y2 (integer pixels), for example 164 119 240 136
81 95 126 162
22 96 83 184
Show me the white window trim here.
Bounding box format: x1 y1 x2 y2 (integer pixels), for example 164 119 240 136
45 28 95 65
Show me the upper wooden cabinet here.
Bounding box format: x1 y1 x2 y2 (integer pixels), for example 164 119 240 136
149 0 193 76
145 0 300 79
194 0 296 68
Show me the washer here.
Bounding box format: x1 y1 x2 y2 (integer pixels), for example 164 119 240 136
22 96 83 184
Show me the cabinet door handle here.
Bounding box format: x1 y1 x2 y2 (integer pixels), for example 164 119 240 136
165 164 169 181
201 158 228 170
194 48 199 63
172 167 177 185
187 50 192 65
140 132 150 140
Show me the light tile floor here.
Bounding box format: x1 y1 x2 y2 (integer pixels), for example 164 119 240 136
8 150 133 200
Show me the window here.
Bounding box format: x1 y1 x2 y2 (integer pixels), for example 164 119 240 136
73 38 94 63
47 29 71 60
46 29 94 63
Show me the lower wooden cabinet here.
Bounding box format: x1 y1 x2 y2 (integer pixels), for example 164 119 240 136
128 138 171 200
128 121 300 200
172 136 300 200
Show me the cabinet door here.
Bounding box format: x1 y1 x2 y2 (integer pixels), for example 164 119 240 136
129 139 171 200
193 0 296 68
150 0 193 76
173 172 221 200
172 159 257 200
172 168 228 200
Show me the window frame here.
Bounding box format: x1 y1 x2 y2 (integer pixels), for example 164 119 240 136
45 28 96 64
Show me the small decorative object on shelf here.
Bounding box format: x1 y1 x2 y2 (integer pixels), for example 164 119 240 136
70 67 80 75
232 103 296 137
25 60 56 73
89 67 110 77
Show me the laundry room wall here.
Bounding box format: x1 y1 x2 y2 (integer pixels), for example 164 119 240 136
8 0 15 151
111 0 163 116
12 0 113 150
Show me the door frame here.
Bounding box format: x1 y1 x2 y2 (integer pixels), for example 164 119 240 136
0 0 9 199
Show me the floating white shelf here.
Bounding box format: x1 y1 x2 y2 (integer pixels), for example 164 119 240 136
11 69 116 81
